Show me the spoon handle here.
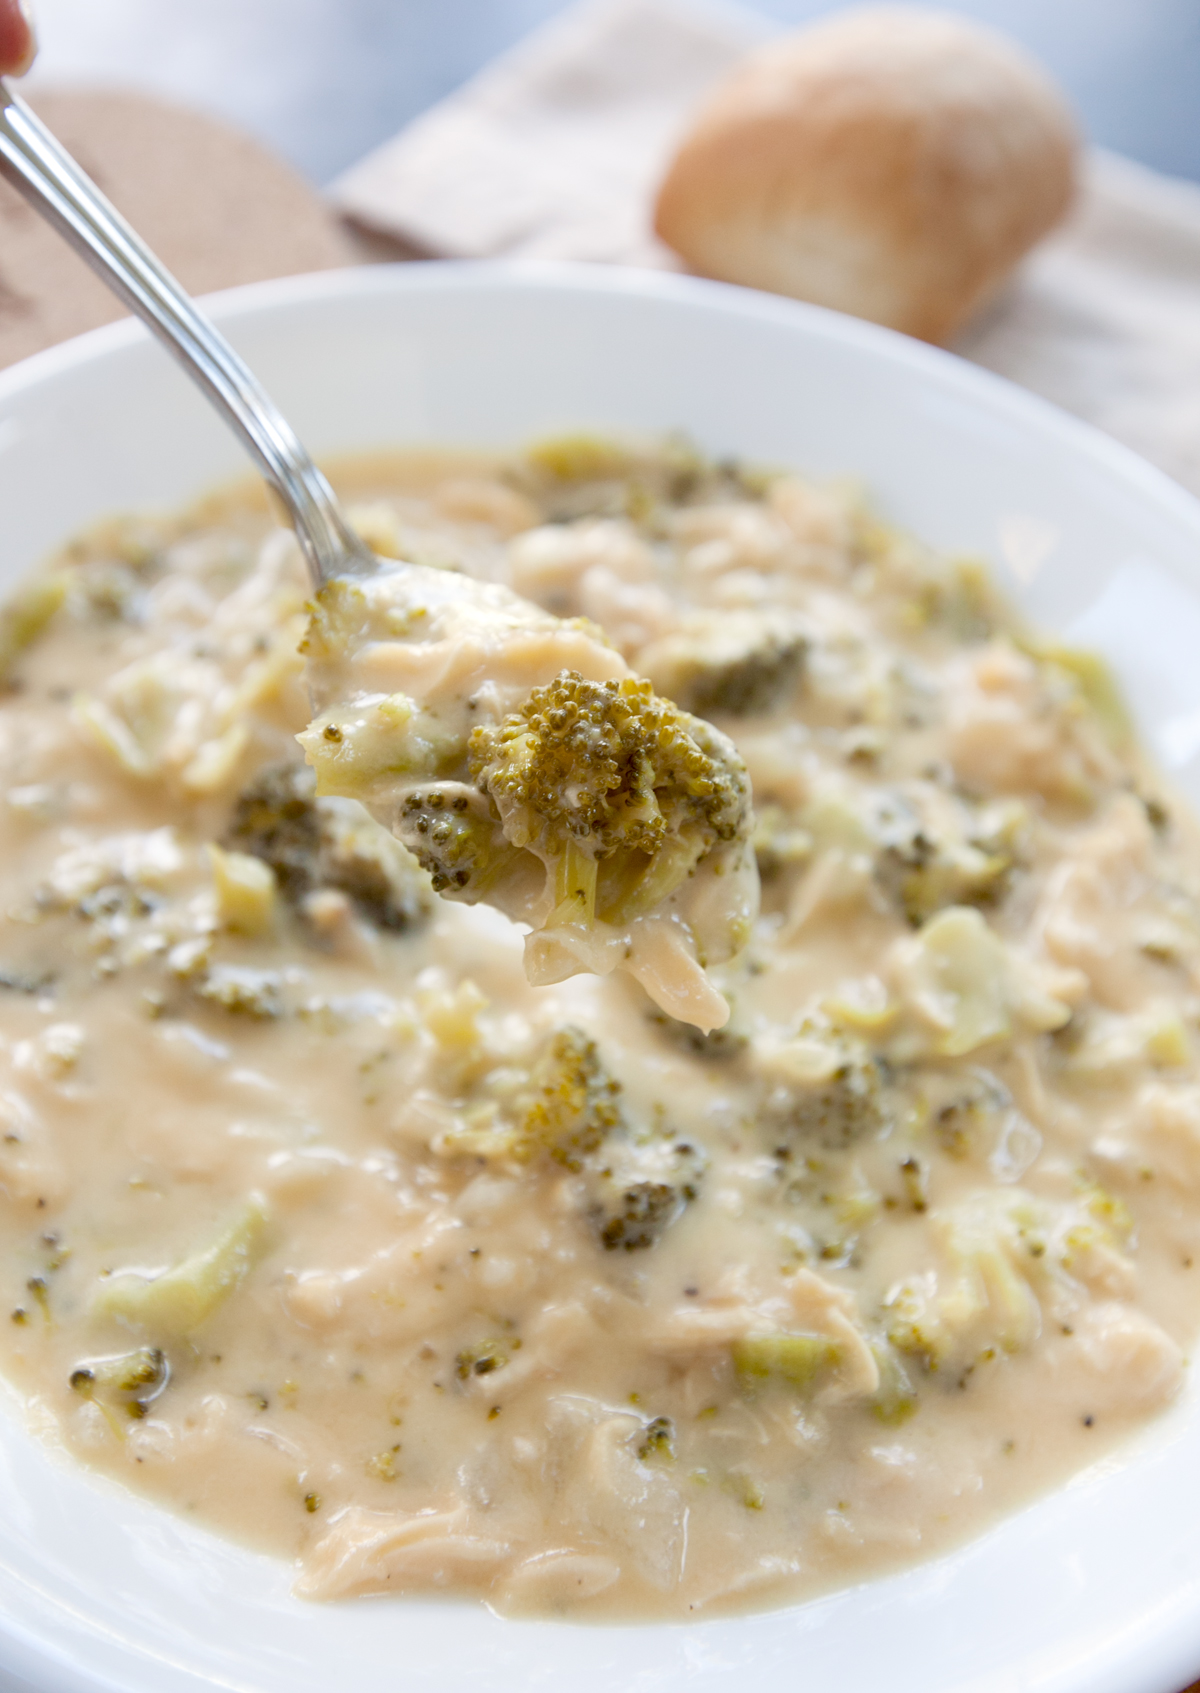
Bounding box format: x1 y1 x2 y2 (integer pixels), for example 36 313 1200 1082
0 81 368 587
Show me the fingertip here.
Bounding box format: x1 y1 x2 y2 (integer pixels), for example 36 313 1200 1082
16 0 38 73
1 0 37 77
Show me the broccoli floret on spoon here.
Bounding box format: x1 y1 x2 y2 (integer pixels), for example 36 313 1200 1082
297 565 758 1029
466 670 751 930
396 785 522 897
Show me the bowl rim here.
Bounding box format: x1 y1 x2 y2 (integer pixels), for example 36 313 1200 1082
3 258 1200 1693
2 255 1199 544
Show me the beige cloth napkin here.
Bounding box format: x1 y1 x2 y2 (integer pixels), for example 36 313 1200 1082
332 0 1200 502
333 0 769 267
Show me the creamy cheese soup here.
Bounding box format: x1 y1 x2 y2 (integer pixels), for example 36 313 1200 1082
0 438 1197 1619
296 548 756 1035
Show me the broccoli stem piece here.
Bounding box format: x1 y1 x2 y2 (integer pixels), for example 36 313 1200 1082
732 1332 841 1391
93 1197 268 1339
0 572 69 685
552 837 599 925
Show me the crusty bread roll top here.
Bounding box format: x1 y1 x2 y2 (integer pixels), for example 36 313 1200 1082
654 7 1079 345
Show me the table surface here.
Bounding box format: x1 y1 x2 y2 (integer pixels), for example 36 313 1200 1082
17 0 1200 189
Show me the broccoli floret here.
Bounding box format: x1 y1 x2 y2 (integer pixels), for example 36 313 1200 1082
467 670 751 930
767 1051 885 1151
677 635 806 717
875 832 1011 927
916 558 997 643
226 761 320 902
599 1182 677 1251
883 1282 949 1373
636 1415 676 1461
469 1025 705 1249
514 434 711 523
299 564 757 1024
587 1134 706 1252
512 435 766 525
514 1025 626 1169
642 617 807 719
454 1338 512 1380
930 1072 1010 1158
397 784 523 897
751 803 813 882
70 1346 169 1425
317 803 431 931
226 761 431 933
195 964 283 1020
871 792 1013 927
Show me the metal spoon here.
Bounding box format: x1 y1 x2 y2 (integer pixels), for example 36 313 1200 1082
0 80 372 588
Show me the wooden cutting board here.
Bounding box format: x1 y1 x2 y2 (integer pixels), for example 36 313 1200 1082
0 87 366 369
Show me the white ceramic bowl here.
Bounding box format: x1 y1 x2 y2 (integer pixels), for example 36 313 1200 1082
3 263 1200 1693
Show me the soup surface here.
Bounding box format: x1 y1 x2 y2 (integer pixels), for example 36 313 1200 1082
0 440 1198 1619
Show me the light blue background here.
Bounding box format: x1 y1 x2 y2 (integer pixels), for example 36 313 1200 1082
20 0 1200 187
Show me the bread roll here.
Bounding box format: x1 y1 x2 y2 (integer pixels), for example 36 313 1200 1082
653 7 1079 344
